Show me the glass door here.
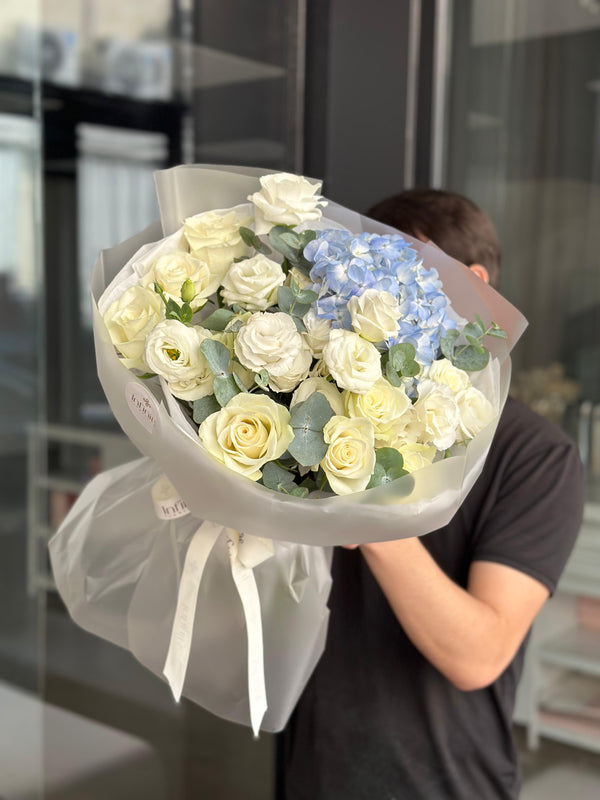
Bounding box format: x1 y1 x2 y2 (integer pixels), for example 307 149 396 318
442 0 600 769
0 1 45 798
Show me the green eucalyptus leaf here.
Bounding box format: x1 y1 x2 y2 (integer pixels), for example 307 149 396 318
487 325 508 339
290 277 301 297
473 313 486 333
299 229 317 247
254 369 269 388
262 461 297 493
385 360 402 386
201 339 231 376
463 322 483 342
366 447 408 489
440 328 459 360
201 308 236 331
401 360 421 378
213 374 240 406
268 225 299 261
295 288 318 305
193 394 221 424
292 316 307 333
232 371 248 392
277 286 294 313
290 485 309 498
288 392 335 467
465 334 486 353
453 346 490 372
239 226 271 255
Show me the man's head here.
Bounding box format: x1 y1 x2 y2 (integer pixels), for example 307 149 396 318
367 188 501 289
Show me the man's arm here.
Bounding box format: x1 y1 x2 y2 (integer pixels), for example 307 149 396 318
359 537 549 691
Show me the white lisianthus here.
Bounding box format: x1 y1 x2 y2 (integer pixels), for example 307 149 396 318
320 415 376 496
183 207 250 277
291 377 345 416
221 254 285 311
456 386 495 441
309 359 332 379
322 329 382 394
344 378 412 446
234 311 312 393
347 288 401 342
302 307 332 358
386 406 424 448
141 252 220 310
426 358 471 394
395 442 437 474
249 172 327 235
198 393 293 481
414 379 460 451
103 285 164 370
144 320 214 400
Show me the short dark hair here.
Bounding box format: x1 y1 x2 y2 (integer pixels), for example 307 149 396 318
367 188 501 288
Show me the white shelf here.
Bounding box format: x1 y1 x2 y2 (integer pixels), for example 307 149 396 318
35 475 85 494
538 712 600 754
539 628 600 677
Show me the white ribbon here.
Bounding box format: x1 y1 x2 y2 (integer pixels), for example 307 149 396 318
162 518 274 736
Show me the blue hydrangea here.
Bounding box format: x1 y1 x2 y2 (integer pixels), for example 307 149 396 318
303 229 455 367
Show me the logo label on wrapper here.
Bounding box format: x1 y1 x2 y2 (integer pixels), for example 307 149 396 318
126 382 159 434
151 475 190 520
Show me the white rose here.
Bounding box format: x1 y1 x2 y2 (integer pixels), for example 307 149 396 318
221 254 285 311
291 377 345 416
234 311 312 393
183 207 250 277
302 307 332 358
144 320 214 400
348 289 401 342
103 285 164 370
345 378 412 446
395 442 437 474
427 358 471 394
456 386 495 441
414 379 460 450
321 415 376 496
322 329 382 394
141 252 220 309
249 173 327 235
198 393 293 481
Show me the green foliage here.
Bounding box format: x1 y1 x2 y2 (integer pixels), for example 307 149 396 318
277 286 312 327
262 462 297 493
366 448 408 489
239 226 272 256
254 369 269 390
268 225 316 276
440 317 507 372
201 308 235 331
213 374 240 406
193 394 220 424
154 281 194 325
382 342 419 385
287 392 335 467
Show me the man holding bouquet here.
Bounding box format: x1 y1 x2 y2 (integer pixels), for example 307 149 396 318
281 189 584 799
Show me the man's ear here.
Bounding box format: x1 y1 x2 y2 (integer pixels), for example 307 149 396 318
468 264 490 284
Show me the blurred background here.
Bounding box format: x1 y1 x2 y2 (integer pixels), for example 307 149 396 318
1 1 600 798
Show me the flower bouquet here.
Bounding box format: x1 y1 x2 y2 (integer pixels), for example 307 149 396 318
50 165 527 733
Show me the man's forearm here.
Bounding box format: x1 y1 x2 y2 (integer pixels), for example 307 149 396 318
360 538 530 691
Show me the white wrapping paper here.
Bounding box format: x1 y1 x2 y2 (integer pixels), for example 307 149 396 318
48 457 332 733
52 164 527 733
90 164 527 546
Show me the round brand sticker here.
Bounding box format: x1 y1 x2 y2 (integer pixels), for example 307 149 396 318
126 382 159 434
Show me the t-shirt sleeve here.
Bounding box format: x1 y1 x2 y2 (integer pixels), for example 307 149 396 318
471 439 585 595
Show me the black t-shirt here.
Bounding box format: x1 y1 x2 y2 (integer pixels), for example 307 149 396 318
281 398 585 800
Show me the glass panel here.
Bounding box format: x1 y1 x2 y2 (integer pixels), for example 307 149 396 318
0 2 45 798
26 1 304 797
444 0 600 784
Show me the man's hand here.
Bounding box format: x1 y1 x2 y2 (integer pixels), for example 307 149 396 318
358 537 549 691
